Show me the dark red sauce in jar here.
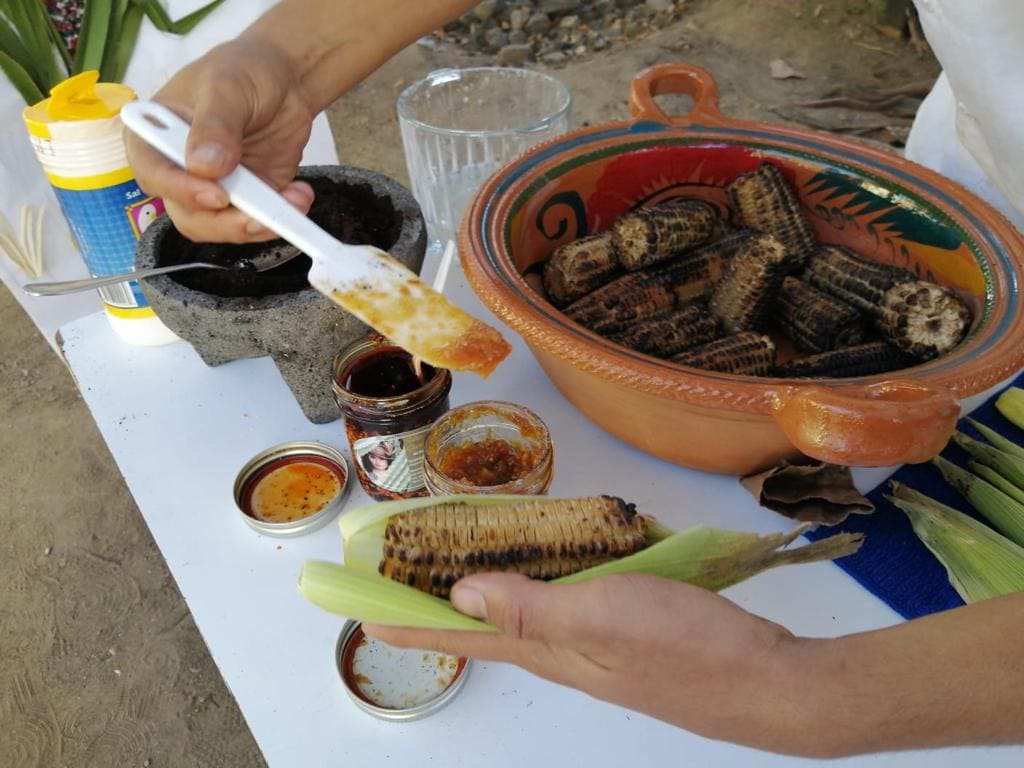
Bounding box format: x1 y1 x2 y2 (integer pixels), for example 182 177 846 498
344 348 437 398
333 335 451 502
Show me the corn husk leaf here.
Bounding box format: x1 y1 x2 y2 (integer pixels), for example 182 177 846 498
889 482 1024 603
302 496 864 629
966 418 1024 461
952 431 1024 491
933 456 1024 547
995 387 1024 431
970 461 1024 506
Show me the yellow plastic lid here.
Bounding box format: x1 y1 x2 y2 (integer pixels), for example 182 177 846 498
23 71 136 133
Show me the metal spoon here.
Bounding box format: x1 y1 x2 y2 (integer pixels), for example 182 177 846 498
22 251 296 297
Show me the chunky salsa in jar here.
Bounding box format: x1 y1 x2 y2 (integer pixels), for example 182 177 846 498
333 335 452 501
437 438 538 486
423 401 554 495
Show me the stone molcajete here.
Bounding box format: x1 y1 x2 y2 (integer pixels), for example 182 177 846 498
136 166 426 423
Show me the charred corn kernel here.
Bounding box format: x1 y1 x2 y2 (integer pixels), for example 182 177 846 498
710 234 790 333
671 332 776 376
609 303 721 358
378 496 649 597
543 232 622 308
564 271 677 334
775 276 865 353
612 199 720 270
774 341 911 378
879 280 972 360
728 163 816 269
804 245 916 315
564 235 740 334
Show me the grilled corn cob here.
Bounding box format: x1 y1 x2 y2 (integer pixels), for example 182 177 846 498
564 234 744 334
378 496 649 597
774 341 911 378
804 245 916 315
542 232 622 308
671 332 776 375
775 276 865 353
710 234 790 333
609 303 721 358
728 162 816 269
879 280 971 359
612 199 720 270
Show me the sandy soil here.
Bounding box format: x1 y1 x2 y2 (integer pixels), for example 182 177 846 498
0 2 937 765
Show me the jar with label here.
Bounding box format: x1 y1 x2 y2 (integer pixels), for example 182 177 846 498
423 401 554 496
333 334 452 501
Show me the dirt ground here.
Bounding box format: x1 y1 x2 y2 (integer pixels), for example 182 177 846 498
0 1 938 765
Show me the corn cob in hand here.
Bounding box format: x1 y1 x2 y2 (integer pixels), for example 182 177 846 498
728 162 816 269
543 232 622 308
775 341 912 378
612 199 720 270
710 234 790 333
775 276 865 353
609 303 721 358
379 496 649 597
671 332 776 376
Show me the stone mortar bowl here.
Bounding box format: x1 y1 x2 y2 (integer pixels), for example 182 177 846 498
460 64 1024 475
136 165 426 423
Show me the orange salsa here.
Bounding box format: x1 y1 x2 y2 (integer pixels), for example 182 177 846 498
437 439 537 486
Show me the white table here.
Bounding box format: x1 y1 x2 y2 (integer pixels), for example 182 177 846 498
59 250 1023 767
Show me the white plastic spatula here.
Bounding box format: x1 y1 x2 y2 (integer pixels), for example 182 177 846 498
121 101 511 377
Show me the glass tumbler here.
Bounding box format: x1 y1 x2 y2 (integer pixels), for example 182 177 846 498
397 67 572 254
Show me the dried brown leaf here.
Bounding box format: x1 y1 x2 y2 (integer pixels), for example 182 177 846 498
741 460 874 525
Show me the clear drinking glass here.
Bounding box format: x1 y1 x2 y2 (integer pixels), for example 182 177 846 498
397 67 572 254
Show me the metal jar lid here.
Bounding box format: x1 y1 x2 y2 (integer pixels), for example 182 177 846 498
336 620 471 721
233 441 351 538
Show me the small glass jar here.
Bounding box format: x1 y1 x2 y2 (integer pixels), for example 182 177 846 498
333 334 452 501
423 401 554 496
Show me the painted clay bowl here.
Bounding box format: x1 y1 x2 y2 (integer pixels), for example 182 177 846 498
460 64 1024 475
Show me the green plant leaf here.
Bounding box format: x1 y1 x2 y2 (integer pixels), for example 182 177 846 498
0 12 47 92
0 47 44 104
168 0 226 34
6 0 64 88
41 10 73 71
132 0 173 31
107 5 144 83
74 0 115 74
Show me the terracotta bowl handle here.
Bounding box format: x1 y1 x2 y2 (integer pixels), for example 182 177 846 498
628 63 728 126
770 380 960 467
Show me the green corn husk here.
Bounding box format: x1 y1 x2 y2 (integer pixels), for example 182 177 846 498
299 495 863 630
931 456 1024 547
889 482 1024 603
996 387 1024 431
970 461 1024 506
966 418 1024 461
952 431 1024 491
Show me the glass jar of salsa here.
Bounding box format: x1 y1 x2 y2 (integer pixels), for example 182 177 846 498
423 401 553 496
333 334 452 501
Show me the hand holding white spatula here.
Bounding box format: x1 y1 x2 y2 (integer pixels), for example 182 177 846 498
121 101 511 377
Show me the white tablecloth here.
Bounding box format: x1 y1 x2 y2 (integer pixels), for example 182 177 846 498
58 247 1024 767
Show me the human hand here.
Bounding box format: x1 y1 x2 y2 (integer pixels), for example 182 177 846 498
365 572 811 754
124 38 316 244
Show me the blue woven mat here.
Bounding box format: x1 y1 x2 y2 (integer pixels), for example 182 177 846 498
803 370 1024 620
